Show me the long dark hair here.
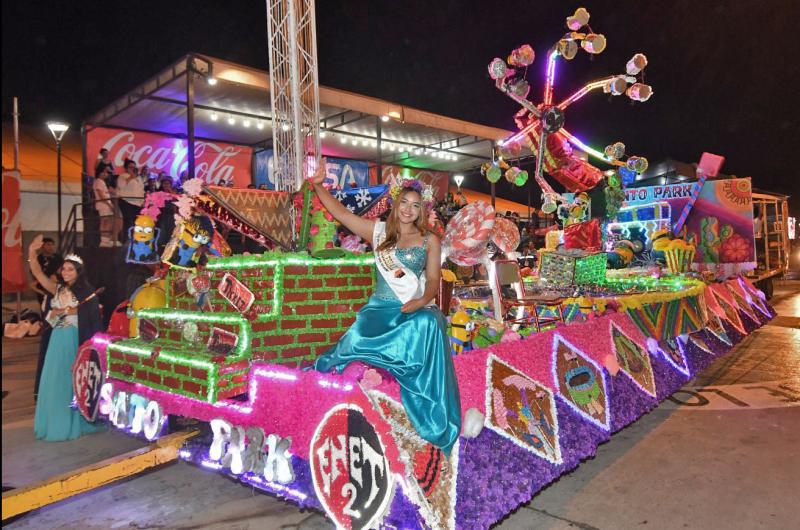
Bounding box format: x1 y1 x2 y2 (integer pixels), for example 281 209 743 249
59 258 94 300
376 188 429 252
60 257 103 343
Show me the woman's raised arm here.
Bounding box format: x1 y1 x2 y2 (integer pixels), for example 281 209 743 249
310 159 375 242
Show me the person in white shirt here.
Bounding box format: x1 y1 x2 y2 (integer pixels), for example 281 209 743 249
117 159 146 242
93 165 122 247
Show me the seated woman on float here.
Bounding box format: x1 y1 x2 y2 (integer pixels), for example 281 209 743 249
310 160 462 456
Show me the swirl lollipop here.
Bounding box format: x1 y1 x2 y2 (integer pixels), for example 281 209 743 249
449 244 487 266
491 217 521 254
443 201 496 253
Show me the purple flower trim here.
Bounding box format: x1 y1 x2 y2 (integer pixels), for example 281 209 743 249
650 352 691 401
382 489 428 529
454 399 608 529
738 309 762 334
608 369 658 433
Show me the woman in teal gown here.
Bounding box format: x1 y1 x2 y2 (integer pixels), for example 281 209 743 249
28 235 106 441
311 161 461 455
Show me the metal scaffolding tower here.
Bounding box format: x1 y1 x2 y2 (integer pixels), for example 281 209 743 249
266 0 321 194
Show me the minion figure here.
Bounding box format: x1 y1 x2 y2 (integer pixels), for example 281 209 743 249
565 193 590 226
650 229 671 264
163 215 216 269
450 311 476 354
126 214 161 264
606 240 635 269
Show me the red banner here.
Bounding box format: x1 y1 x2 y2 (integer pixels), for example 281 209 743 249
86 127 253 187
2 169 26 292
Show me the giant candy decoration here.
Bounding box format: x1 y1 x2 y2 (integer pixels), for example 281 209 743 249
442 201 496 265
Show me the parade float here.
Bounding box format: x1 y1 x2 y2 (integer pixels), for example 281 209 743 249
71 8 774 530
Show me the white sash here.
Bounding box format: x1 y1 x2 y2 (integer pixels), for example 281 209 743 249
373 222 426 304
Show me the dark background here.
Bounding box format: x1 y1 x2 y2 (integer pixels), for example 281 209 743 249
3 0 798 214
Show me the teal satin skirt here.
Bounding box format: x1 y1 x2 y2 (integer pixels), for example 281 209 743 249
314 295 462 455
34 326 106 441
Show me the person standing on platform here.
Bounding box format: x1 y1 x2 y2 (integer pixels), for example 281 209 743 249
93 165 122 247
94 148 113 175
117 159 145 242
27 235 105 441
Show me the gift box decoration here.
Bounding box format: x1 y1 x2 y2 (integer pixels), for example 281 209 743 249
563 218 602 250
539 250 607 286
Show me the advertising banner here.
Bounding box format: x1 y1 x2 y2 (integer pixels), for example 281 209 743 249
86 127 253 187
255 153 369 191
620 178 755 265
324 157 369 189
2 169 25 292
253 149 273 189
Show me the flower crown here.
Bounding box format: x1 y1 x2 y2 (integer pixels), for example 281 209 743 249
64 253 84 265
388 177 436 209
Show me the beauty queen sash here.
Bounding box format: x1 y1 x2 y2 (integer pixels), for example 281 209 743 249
373 222 426 304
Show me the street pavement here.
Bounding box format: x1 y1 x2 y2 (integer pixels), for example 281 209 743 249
2 282 798 530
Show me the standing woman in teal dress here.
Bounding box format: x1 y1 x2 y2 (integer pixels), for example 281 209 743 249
311 160 462 456
28 235 105 441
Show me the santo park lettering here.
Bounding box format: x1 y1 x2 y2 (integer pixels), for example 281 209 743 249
624 183 695 204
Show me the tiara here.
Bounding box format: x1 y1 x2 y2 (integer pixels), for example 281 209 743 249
64 253 84 265
388 177 436 209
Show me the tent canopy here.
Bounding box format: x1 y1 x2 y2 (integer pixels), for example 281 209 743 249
449 185 533 217
85 54 511 174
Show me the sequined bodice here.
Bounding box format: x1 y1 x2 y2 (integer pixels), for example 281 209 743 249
375 245 427 301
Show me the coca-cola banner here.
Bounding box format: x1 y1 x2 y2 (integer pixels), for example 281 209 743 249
86 127 253 187
2 169 25 292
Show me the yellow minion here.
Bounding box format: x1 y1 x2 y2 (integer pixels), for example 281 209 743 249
450 311 475 354
566 192 590 226
164 215 214 268
127 214 160 263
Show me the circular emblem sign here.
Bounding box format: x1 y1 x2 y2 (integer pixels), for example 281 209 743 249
72 347 105 422
310 404 394 530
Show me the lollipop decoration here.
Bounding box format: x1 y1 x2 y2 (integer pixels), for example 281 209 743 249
491 217 521 254
490 8 653 207
444 201 496 254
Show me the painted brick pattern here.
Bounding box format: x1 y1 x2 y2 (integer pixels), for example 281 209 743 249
112 254 375 402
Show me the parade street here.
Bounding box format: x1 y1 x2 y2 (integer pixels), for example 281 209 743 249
3 282 798 530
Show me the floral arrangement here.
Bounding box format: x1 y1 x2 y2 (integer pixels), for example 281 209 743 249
388 177 436 210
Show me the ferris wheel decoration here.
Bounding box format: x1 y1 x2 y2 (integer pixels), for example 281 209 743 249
489 7 653 214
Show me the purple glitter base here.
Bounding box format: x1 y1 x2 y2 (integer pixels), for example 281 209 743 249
161 295 776 530
738 309 763 334
650 352 691 401
180 439 323 510
721 319 747 346
180 436 426 528
382 489 428 529
682 335 717 374
608 368 659 433
454 399 608 530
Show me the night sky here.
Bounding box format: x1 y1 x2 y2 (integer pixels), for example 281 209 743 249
3 0 799 214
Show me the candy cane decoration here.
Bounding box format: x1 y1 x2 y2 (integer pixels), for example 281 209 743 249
673 170 707 236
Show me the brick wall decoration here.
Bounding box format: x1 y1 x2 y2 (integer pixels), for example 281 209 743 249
107 252 376 403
